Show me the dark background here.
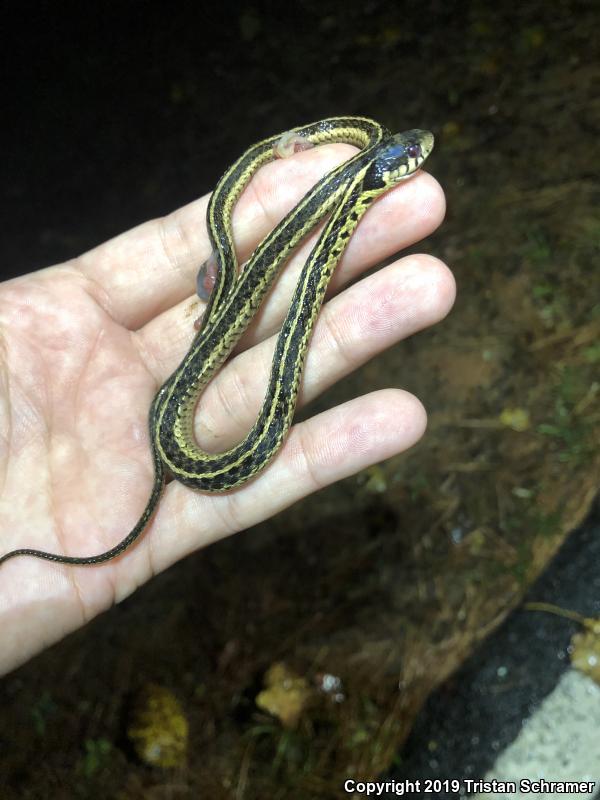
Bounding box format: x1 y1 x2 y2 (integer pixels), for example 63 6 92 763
3 2 435 278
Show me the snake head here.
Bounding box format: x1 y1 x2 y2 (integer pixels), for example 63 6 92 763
364 129 434 190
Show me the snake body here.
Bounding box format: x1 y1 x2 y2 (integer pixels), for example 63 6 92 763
0 117 433 566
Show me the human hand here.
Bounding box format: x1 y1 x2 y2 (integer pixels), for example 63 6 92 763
0 141 451 674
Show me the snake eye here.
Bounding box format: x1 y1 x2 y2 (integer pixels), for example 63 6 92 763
407 143 422 159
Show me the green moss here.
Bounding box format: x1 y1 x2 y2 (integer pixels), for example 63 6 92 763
30 691 57 736
78 738 112 778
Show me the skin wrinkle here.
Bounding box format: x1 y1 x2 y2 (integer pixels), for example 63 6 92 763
328 264 406 364
312 425 343 472
367 284 404 335
240 172 280 251
151 215 200 322
130 326 167 392
1 378 43 550
43 318 132 606
211 483 249 538
384 258 452 332
71 334 155 561
16 293 81 417
44 469 87 619
315 257 449 364
291 417 326 493
110 538 149 606
327 393 421 472
47 375 71 564
69 565 94 626
325 406 375 465
78 266 117 323
344 421 372 459
136 294 206 385
84 234 151 322
160 210 202 280
5 302 41 432
315 299 356 379
157 214 185 280
61 327 97 516
355 394 411 452
118 397 156 476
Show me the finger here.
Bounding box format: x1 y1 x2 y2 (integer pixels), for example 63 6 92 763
115 388 427 585
187 254 453 452
138 170 444 382
74 143 367 329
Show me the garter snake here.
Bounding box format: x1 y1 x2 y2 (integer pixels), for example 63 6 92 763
0 117 433 567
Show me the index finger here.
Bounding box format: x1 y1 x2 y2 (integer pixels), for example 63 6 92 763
74 143 362 330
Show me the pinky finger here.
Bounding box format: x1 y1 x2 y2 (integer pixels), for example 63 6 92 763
149 388 427 573
268 387 427 511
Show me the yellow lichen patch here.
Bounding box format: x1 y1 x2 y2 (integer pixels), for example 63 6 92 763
570 621 600 684
255 662 312 728
441 120 461 140
359 465 388 495
526 603 600 685
127 684 188 768
499 407 531 432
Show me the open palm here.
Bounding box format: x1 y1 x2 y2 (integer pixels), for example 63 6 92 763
0 142 450 674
